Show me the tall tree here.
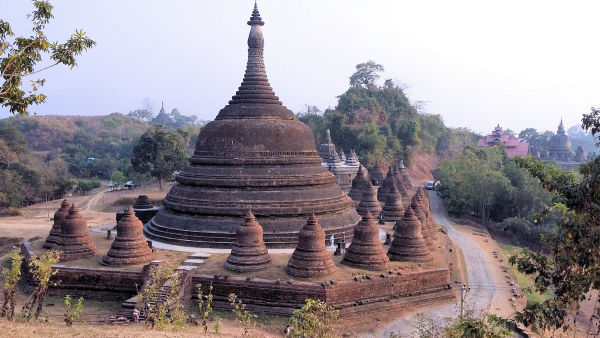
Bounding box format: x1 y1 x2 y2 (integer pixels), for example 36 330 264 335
349 60 384 87
0 0 95 114
131 125 189 190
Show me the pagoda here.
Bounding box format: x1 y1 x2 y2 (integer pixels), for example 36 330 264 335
369 162 385 186
380 185 404 223
43 199 71 249
411 194 434 250
347 165 370 205
342 209 389 270
55 204 98 261
377 166 397 204
285 214 336 278
356 181 382 219
144 3 360 248
103 207 154 266
224 210 272 272
387 207 432 262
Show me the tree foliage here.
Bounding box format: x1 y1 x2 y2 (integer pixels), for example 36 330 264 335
299 65 478 167
289 299 339 338
411 312 514 338
435 146 552 232
131 125 189 190
349 60 384 87
137 265 186 331
0 247 23 320
0 0 95 114
21 249 61 321
507 107 600 330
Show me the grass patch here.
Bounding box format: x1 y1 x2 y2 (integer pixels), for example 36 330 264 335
498 243 551 304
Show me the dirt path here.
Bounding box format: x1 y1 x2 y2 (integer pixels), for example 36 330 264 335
374 191 503 337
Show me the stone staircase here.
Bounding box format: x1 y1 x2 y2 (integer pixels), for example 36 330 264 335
113 264 197 323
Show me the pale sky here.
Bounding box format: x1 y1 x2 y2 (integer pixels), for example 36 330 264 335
1 0 599 134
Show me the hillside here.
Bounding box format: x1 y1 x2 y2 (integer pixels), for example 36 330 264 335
0 113 149 152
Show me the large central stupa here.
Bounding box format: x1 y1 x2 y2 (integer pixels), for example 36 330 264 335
144 3 360 248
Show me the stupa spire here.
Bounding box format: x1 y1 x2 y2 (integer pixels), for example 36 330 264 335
558 118 565 134
226 2 282 107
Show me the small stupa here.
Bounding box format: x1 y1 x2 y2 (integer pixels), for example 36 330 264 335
377 166 396 203
369 162 385 186
103 207 154 266
399 160 413 190
380 185 405 223
411 194 434 250
132 195 160 224
55 204 98 261
348 165 370 205
43 199 71 249
224 210 272 272
419 188 437 240
356 180 382 219
392 165 408 196
342 209 389 270
285 214 336 278
387 206 432 262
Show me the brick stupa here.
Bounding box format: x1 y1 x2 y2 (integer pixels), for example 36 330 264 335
43 199 71 249
392 165 408 196
144 3 359 248
411 194 434 250
399 160 413 190
224 210 272 272
55 204 98 261
342 209 389 270
369 162 385 186
285 214 336 278
419 188 437 240
132 195 160 224
356 181 382 219
380 185 405 223
377 166 397 204
387 206 432 262
103 207 154 266
348 165 370 206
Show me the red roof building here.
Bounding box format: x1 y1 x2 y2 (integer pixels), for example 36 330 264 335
477 125 529 157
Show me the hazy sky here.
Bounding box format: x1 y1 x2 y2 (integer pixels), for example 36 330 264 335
1 0 599 134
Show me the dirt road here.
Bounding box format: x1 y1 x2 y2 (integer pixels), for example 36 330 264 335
374 191 498 337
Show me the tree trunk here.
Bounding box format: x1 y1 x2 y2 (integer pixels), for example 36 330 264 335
159 176 163 191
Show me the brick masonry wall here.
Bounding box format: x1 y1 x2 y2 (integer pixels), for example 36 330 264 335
20 242 454 315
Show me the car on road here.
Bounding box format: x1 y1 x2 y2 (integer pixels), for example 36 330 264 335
425 180 440 190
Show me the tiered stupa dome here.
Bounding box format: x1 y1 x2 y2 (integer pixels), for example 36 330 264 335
548 119 575 161
144 3 360 248
377 166 397 204
103 207 154 266
411 194 434 250
369 162 385 186
342 209 389 270
224 210 272 272
285 214 336 278
348 165 370 205
356 181 382 219
381 185 405 222
132 195 159 224
399 160 413 190
55 204 98 261
387 207 432 262
43 199 71 249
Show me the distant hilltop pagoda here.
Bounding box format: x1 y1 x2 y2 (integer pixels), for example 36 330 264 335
318 129 362 191
547 119 575 161
532 119 589 163
477 124 529 158
144 3 360 248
